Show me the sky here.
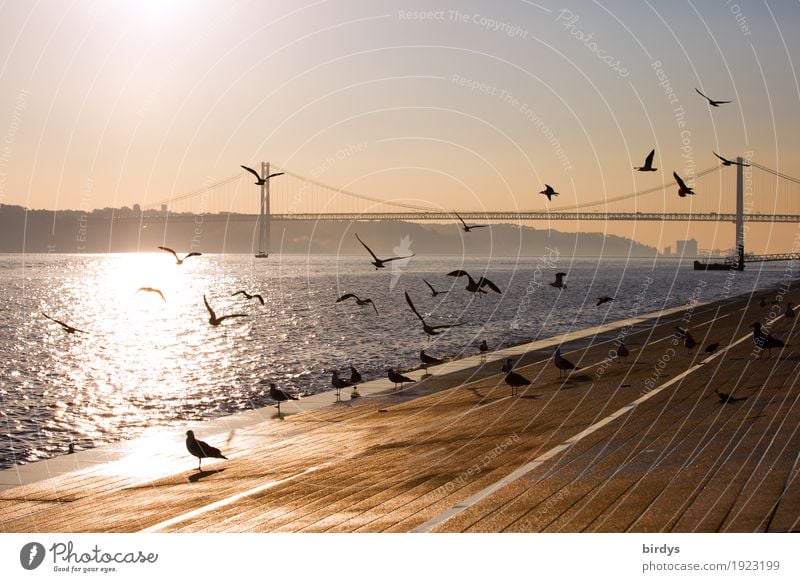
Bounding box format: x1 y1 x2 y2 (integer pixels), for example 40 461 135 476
0 0 798 252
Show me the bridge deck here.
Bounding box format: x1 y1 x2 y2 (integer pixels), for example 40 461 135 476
1 285 798 533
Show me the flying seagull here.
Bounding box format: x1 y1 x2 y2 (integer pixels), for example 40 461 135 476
42 312 87 334
240 165 284 185
158 246 202 265
137 287 166 302
387 368 414 389
404 291 465 338
232 290 265 305
550 273 567 290
695 88 731 107
355 233 414 270
203 295 247 326
423 278 448 297
453 210 488 233
673 172 695 197
185 430 227 471
634 149 657 172
540 184 559 201
713 152 750 167
447 270 501 294
269 383 298 418
336 293 379 315
596 295 614 306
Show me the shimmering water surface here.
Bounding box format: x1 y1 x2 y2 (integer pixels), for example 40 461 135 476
0 252 791 469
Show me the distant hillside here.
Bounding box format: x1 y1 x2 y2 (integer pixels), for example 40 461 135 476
0 204 660 257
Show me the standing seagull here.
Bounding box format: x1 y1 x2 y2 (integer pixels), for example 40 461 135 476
331 371 352 402
479 340 489 360
750 322 785 358
616 341 630 362
705 342 721 354
684 332 697 352
232 290 265 305
713 152 750 167
785 302 795 320
420 350 443 376
554 347 577 377
185 430 227 471
673 172 695 197
447 270 502 295
336 293 379 315
423 278 448 297
240 165 284 185
550 273 568 290
695 88 731 107
634 149 657 172
137 287 166 302
158 246 201 265
349 365 363 398
269 383 298 418
404 291 465 338
42 312 87 334
387 368 414 389
504 369 531 397
203 295 247 326
355 233 414 270
453 210 488 233
539 184 559 201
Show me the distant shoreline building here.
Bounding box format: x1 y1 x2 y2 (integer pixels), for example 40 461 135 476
676 239 698 257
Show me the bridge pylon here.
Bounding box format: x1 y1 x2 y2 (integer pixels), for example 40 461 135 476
256 162 271 258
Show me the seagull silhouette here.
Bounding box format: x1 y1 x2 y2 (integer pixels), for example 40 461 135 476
453 210 488 232
713 152 750 167
158 246 202 265
673 172 695 197
479 340 489 359
750 322 785 358
539 184 559 201
185 430 227 471
355 233 414 269
616 341 630 361
705 342 721 354
695 88 731 107
786 302 795 320
42 312 87 334
137 287 166 302
634 149 657 172
404 291 465 338
331 370 352 402
423 278 448 297
203 295 247 326
420 350 443 375
684 332 697 352
504 369 531 397
554 347 577 377
269 383 298 418
232 290 265 305
447 270 501 294
349 365 363 398
550 272 567 290
596 295 614 306
336 293 378 315
240 165 284 185
387 368 414 389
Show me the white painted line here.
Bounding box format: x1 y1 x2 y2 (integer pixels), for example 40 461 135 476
141 465 321 532
412 320 771 533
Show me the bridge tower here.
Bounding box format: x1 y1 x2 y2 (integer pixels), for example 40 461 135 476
735 157 745 271
256 161 270 258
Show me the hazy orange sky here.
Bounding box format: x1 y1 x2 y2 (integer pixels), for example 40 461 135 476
0 0 798 253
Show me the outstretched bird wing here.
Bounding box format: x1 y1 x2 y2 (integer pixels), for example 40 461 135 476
713 151 732 165
232 290 249 298
266 172 284 180
183 252 202 260
367 300 379 315
253 294 265 305
217 314 247 323
453 210 468 229
423 279 437 294
240 165 263 182
644 149 655 168
138 287 166 302
336 293 358 302
404 291 425 322
157 246 180 262
42 312 86 333
695 87 712 103
355 233 380 262
429 322 466 330
203 295 217 320
477 277 501 294
379 253 415 263
447 270 469 278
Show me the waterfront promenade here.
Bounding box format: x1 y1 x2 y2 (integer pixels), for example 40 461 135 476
1 282 798 533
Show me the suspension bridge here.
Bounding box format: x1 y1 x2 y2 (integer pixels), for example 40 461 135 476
131 160 800 266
